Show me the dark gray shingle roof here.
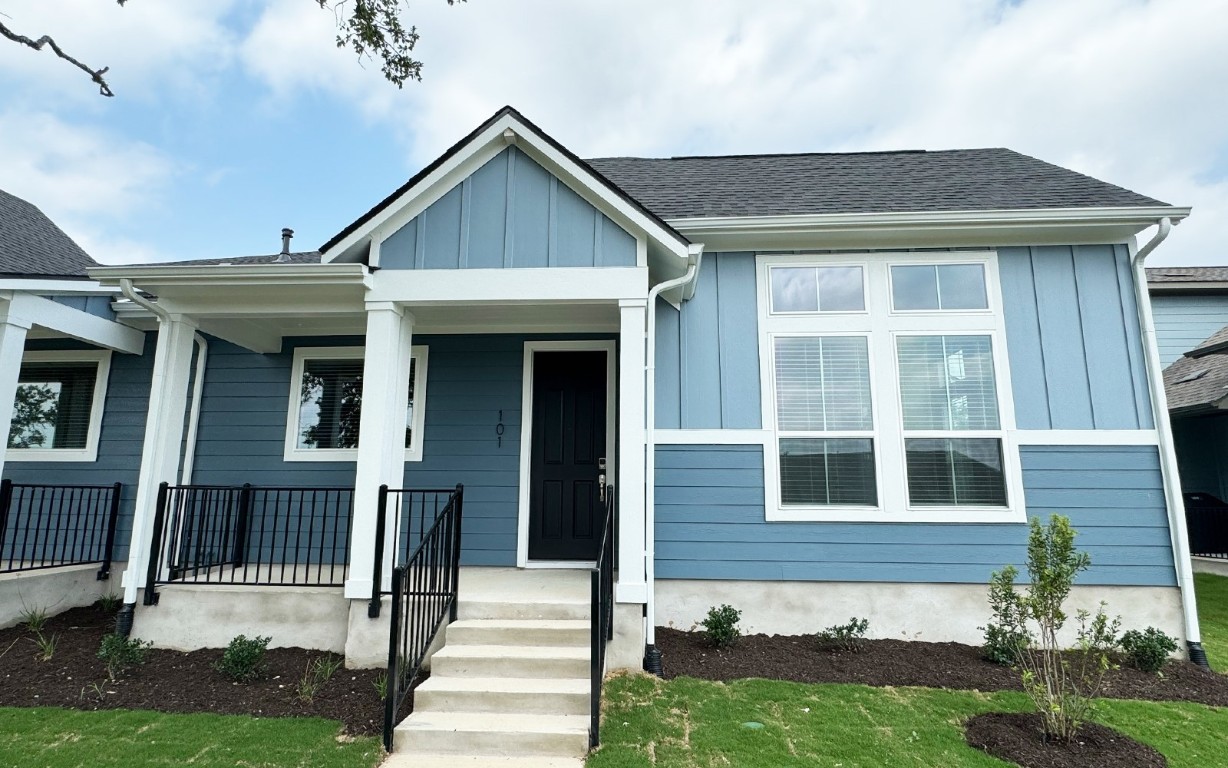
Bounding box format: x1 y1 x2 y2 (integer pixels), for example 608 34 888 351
149 251 323 267
1147 267 1228 284
585 149 1168 220
1164 325 1228 413
0 189 98 278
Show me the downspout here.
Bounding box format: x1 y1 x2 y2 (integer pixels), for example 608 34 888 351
1130 219 1209 667
643 244 703 674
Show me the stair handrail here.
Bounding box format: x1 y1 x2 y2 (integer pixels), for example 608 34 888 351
589 483 616 749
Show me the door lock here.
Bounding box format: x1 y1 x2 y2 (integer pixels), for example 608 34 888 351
598 458 607 502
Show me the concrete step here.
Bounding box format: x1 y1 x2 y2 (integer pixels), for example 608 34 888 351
429 644 589 679
395 711 589 757
458 597 589 622
414 675 589 715
382 756 584 768
445 619 590 647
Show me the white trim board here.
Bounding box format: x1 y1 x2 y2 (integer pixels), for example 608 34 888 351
516 339 618 568
6 349 112 463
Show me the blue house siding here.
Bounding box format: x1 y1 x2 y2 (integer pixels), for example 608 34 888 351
654 443 1174 586
190 333 615 567
2 335 153 563
1151 293 1228 366
380 147 637 270
49 294 117 321
655 252 761 429
998 245 1152 430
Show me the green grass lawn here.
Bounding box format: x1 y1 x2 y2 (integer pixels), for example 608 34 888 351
1196 572 1228 671
588 675 1227 768
0 708 382 768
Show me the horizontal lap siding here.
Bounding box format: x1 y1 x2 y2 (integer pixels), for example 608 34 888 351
380 147 637 270
1151 294 1228 366
654 444 1175 586
2 336 153 562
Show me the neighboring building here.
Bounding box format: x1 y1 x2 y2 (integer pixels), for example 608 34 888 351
1149 267 1228 366
1 108 1207 758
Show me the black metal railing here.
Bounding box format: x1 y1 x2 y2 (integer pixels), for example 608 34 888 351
383 484 464 752
144 483 353 604
368 486 467 618
1187 504 1228 559
589 484 616 749
0 480 122 578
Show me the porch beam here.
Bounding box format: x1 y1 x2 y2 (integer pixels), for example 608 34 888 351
0 301 32 482
616 298 648 604
121 315 198 605
364 267 649 305
346 303 415 599
2 292 144 354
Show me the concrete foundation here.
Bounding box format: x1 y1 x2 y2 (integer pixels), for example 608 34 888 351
1192 557 1228 577
655 580 1188 648
608 602 645 671
0 562 122 629
132 584 349 652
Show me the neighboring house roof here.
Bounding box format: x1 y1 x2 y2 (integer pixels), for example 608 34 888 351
585 150 1168 220
152 252 323 267
1164 325 1228 413
0 189 98 278
1147 267 1228 295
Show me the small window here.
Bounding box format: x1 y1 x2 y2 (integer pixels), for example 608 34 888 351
7 351 111 462
891 264 988 310
770 266 865 313
286 346 428 462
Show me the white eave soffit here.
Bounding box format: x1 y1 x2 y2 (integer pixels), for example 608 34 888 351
320 112 691 267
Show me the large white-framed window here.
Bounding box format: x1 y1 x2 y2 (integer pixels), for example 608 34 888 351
283 345 429 462
6 350 112 463
758 252 1024 523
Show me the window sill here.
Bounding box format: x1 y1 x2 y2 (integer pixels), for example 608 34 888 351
766 506 1025 524
5 449 99 463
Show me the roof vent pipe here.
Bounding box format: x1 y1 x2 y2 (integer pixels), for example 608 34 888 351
276 228 294 262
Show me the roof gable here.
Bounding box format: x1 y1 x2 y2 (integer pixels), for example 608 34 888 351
0 189 98 278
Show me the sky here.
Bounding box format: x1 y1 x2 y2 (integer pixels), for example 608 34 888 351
0 0 1225 267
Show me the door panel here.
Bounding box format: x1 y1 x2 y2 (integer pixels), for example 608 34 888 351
528 350 608 561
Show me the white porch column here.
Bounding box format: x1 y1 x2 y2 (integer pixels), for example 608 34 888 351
346 303 414 599
0 299 32 481
616 298 648 603
121 315 197 604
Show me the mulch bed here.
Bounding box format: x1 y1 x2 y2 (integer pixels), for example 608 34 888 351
965 712 1167 768
656 628 1228 707
0 604 412 736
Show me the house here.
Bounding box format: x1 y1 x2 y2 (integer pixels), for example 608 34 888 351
0 107 1206 759
1148 268 1228 564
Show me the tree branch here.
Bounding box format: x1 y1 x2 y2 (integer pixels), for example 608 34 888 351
0 18 114 96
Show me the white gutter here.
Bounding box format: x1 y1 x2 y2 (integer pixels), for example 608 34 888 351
1130 219 1209 667
642 245 703 672
180 334 208 485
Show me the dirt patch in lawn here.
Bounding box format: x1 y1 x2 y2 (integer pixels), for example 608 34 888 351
965 712 1166 768
0 605 415 736
656 628 1228 707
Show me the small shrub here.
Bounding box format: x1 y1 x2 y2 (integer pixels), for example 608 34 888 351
98 634 152 682
31 631 57 662
1120 627 1179 673
373 670 388 701
19 607 48 634
97 593 122 613
296 654 343 703
700 604 742 649
816 617 869 652
980 566 1033 665
215 634 271 683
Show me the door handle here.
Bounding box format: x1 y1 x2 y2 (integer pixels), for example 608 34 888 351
598 458 607 502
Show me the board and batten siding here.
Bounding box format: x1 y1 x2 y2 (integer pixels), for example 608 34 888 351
380 146 638 270
654 444 1175 587
1150 293 1228 367
48 294 117 321
656 246 1154 432
1 336 153 563
190 333 614 567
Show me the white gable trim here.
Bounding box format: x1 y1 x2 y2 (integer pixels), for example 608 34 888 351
322 112 690 266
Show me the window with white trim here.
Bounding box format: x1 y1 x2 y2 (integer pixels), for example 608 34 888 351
284 345 428 462
7 350 111 462
759 253 1019 523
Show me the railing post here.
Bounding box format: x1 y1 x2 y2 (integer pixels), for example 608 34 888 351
232 483 252 568
143 482 171 606
449 484 464 623
97 482 123 581
383 565 404 752
369 484 389 618
0 480 12 567
590 567 601 749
